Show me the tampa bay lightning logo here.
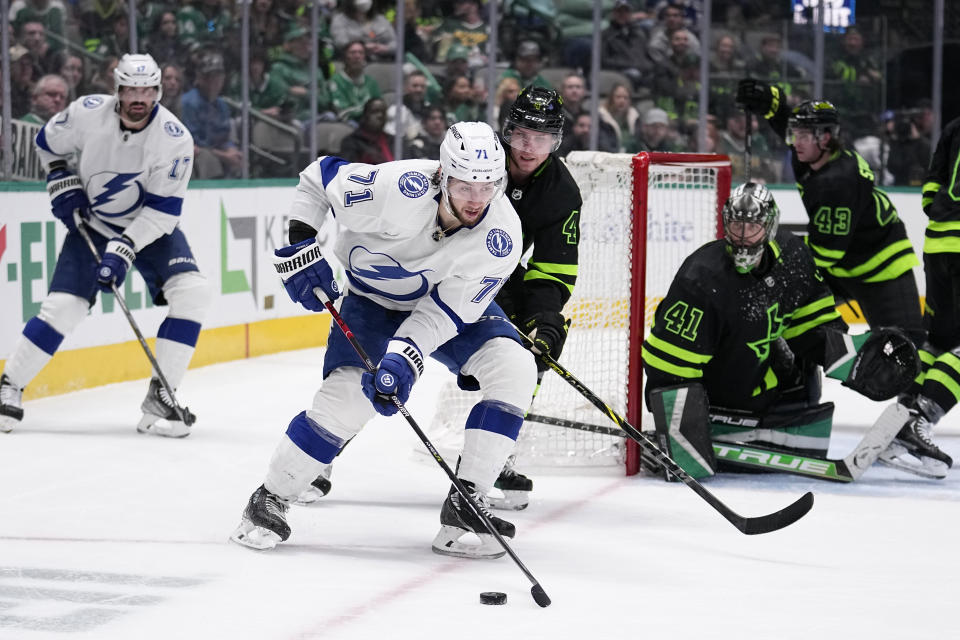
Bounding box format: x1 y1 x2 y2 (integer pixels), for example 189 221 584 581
486 229 513 257
347 246 433 301
87 171 145 218
82 96 104 109
398 171 429 198
164 121 185 137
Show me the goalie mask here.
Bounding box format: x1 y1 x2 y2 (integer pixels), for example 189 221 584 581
722 182 779 273
439 121 506 221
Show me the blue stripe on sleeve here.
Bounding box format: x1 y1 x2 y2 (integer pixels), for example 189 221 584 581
430 287 464 331
143 193 183 216
35 127 54 153
23 317 65 355
157 317 202 347
318 156 350 188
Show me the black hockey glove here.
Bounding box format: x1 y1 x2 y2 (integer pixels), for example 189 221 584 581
736 78 780 118
842 328 920 401
522 312 570 372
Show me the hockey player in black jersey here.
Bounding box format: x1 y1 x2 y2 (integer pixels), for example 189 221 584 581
874 116 960 478
485 86 583 509
640 183 920 480
735 81 948 476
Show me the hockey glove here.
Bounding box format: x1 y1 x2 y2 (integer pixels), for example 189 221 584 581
361 339 424 416
273 237 340 312
735 78 781 119
830 328 920 401
46 166 89 233
97 236 136 292
522 312 570 372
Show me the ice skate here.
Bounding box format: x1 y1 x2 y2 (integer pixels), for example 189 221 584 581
294 463 333 505
878 413 952 480
432 480 514 559
137 378 194 438
0 374 24 433
230 485 291 550
488 457 532 510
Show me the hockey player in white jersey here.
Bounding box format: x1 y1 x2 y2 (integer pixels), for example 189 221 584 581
231 122 538 558
0 53 209 437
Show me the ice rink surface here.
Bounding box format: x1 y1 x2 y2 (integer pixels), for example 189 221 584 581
1 346 958 639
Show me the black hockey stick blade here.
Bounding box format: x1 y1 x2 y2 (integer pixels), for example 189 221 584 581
520 338 814 534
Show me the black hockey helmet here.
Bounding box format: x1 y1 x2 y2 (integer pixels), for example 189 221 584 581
502 85 564 152
722 182 780 273
787 100 840 139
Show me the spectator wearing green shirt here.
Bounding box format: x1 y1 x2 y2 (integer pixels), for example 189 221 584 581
230 49 293 121
270 25 334 125
432 0 489 66
177 0 235 54
8 0 67 52
442 73 479 125
499 41 552 91
329 40 382 124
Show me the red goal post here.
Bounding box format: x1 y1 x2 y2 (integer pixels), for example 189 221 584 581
625 152 731 474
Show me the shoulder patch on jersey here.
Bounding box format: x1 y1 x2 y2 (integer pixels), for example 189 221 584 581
486 228 514 257
164 121 185 137
398 170 430 198
82 96 104 109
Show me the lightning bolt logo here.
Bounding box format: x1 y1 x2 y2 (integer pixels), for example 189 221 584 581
347 246 433 301
89 172 145 217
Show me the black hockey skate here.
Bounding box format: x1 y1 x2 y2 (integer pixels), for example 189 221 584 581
432 480 515 559
0 374 24 433
230 485 291 550
878 412 952 479
294 463 333 505
489 462 533 511
137 378 195 438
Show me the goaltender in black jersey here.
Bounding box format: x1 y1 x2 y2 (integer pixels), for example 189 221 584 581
640 183 921 480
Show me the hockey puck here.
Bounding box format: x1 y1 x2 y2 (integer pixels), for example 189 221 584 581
479 591 507 605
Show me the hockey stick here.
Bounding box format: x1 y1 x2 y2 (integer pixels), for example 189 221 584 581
315 289 551 608
74 214 195 427
526 412 623 437
519 340 813 534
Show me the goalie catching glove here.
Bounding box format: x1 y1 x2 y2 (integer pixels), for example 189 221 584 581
361 339 424 416
273 237 340 311
826 328 920 401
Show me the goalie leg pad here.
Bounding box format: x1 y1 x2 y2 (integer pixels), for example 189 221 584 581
649 383 716 480
710 402 834 457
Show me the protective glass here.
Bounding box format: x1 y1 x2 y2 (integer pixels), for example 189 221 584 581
724 220 766 247
785 126 818 146
503 126 560 153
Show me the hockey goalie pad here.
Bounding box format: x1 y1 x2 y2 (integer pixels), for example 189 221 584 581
648 384 715 480
826 329 920 401
710 402 834 459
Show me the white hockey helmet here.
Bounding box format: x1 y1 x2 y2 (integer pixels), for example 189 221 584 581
439 121 506 209
114 53 163 101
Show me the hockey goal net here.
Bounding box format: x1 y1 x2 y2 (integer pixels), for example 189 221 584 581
426 152 731 474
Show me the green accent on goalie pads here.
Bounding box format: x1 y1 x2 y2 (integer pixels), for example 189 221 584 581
825 332 872 381
709 403 834 456
649 384 715 479
712 443 849 481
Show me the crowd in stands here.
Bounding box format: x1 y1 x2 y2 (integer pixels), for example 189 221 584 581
0 0 939 184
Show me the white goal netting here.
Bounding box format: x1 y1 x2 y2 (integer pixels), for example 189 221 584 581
426 152 730 471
